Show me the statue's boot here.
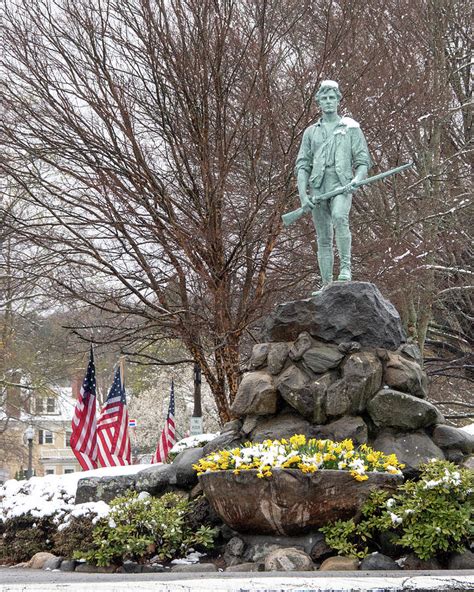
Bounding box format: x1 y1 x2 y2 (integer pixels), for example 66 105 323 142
312 246 334 295
336 234 352 281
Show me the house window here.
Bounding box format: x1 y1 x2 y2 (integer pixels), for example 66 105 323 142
64 468 75 474
38 430 54 445
45 467 55 476
65 431 72 447
35 397 57 414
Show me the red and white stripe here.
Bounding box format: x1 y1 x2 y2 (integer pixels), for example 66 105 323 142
152 382 176 463
97 368 131 467
70 348 98 470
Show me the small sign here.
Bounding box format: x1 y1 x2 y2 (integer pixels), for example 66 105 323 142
128 419 137 427
190 416 203 436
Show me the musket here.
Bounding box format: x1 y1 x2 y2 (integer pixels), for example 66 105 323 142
282 162 414 227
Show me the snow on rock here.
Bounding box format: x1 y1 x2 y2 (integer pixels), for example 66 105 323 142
170 433 218 455
0 463 154 524
461 423 474 436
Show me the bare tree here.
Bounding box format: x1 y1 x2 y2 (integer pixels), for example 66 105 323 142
1 0 471 424
2 0 365 422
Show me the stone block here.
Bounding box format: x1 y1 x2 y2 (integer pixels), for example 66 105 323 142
134 464 175 497
230 371 277 417
171 447 205 488
432 425 474 454
289 332 313 361
368 390 444 430
373 429 444 477
267 342 290 375
250 343 270 369
360 552 400 571
320 416 368 446
264 547 314 571
249 411 312 442
319 556 359 570
302 343 344 374
383 352 427 398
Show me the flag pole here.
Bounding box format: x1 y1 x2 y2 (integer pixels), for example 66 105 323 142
119 355 126 387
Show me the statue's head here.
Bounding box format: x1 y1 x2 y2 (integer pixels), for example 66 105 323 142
315 80 342 104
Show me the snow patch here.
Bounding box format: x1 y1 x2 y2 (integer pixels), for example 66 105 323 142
0 463 155 524
340 116 360 128
170 433 218 454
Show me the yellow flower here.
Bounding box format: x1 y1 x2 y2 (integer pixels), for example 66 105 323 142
290 434 306 447
351 471 369 481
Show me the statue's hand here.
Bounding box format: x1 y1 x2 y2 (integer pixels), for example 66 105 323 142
343 179 359 194
300 194 314 209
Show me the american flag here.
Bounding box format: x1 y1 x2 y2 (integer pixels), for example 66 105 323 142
152 380 176 463
97 366 131 467
70 346 98 471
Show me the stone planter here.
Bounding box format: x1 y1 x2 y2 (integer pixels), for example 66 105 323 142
199 469 402 536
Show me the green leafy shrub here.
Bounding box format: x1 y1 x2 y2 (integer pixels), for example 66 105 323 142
53 515 96 558
74 491 217 566
321 459 473 560
0 514 56 563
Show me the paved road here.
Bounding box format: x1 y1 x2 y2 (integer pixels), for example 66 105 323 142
1 568 473 591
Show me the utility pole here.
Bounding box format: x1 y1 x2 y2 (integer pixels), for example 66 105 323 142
190 362 203 435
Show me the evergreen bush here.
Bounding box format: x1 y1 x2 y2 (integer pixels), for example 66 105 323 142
321 459 473 560
74 491 217 566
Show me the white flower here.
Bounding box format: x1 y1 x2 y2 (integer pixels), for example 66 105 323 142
386 498 396 508
389 512 403 526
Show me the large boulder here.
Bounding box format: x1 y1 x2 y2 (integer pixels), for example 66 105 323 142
325 352 382 418
263 282 405 349
383 352 427 398
170 447 205 488
202 431 242 455
373 429 445 476
75 474 137 504
134 464 175 496
230 371 277 417
431 425 474 455
249 411 313 442
199 469 402 536
368 390 444 430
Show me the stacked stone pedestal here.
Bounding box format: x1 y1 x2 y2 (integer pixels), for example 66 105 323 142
227 282 473 475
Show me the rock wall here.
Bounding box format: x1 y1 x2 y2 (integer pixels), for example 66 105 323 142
225 283 473 476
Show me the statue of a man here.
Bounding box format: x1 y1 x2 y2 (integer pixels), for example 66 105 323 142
295 80 371 289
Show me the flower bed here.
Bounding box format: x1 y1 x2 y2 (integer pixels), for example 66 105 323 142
193 435 404 482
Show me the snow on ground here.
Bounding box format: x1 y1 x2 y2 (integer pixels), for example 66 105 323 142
0 463 155 524
0 434 215 526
